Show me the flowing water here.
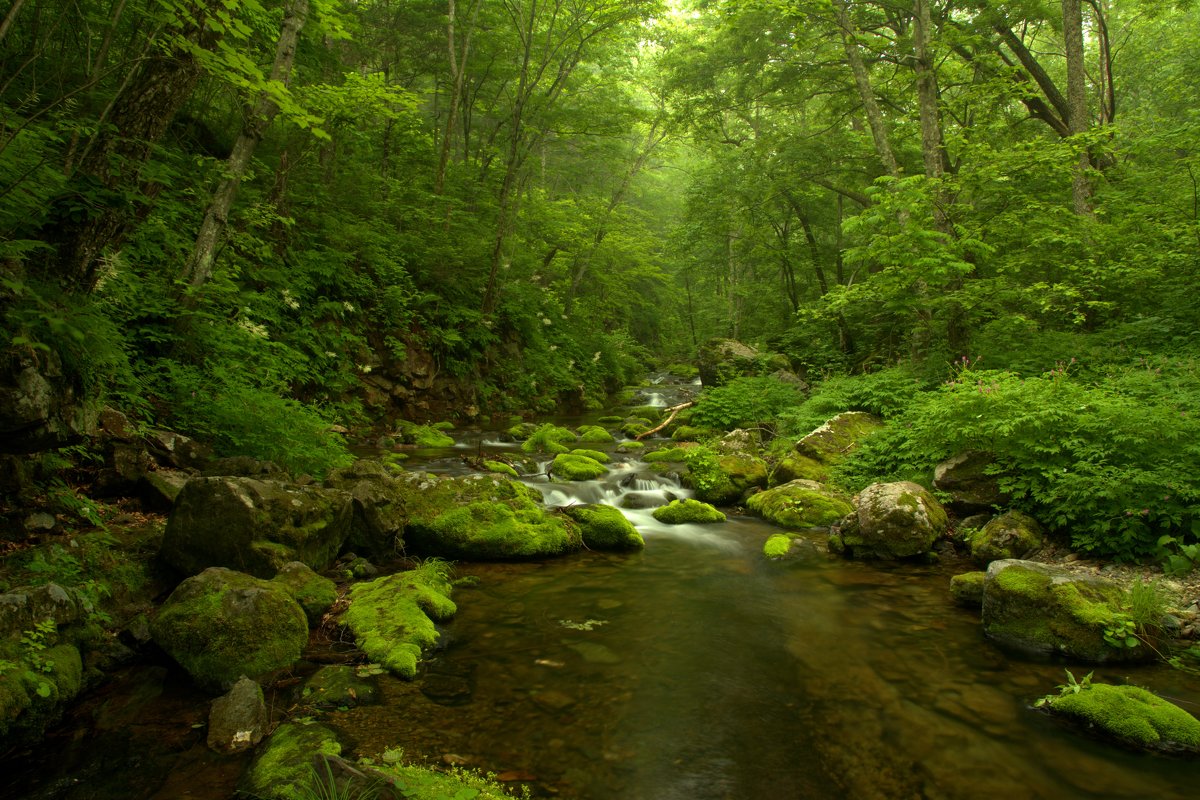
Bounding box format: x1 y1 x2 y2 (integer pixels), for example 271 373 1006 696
4 385 1200 798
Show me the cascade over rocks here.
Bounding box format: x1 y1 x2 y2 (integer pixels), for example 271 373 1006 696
160 476 353 578
150 567 310 691
981 559 1156 663
829 481 948 559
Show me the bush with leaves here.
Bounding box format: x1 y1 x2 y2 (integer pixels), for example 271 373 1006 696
689 377 805 431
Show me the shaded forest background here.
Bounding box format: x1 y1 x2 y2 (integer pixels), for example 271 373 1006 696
2 0 1199 559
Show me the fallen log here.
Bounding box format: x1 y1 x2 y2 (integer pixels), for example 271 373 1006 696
635 401 694 440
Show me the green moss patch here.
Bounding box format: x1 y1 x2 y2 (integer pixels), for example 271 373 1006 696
550 453 608 481
644 447 692 463
482 460 519 478
1045 683 1200 754
521 424 577 454
398 421 455 448
652 499 726 524
423 502 583 560
746 480 852 529
763 534 793 559
570 448 611 464
949 571 986 608
272 562 338 624
577 425 616 444
242 722 343 800
341 563 457 679
562 504 644 550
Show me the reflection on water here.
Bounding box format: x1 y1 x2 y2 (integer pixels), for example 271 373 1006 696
4 388 1200 798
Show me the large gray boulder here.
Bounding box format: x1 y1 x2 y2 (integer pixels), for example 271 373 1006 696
207 677 268 754
0 349 94 453
160 477 353 578
981 559 1155 663
829 481 949 559
324 459 410 557
151 567 310 691
933 451 1010 513
696 339 802 389
772 412 883 486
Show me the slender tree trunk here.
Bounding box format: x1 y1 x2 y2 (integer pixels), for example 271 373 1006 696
912 0 945 182
0 0 27 44
1062 0 1092 215
832 0 899 178
434 0 481 195
37 1 223 292
181 0 309 293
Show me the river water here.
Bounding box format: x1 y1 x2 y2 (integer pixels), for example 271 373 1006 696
4 380 1199 799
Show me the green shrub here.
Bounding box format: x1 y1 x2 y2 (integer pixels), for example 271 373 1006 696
689 377 805 430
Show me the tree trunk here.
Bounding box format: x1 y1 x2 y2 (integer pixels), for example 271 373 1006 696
434 0 481 196
832 0 900 178
1062 0 1092 215
0 0 27 44
37 0 223 293
912 0 945 182
180 0 309 293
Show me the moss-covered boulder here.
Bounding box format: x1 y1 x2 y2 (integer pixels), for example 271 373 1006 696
0 640 83 745
671 425 714 442
950 571 986 608
150 567 309 691
521 423 577 454
617 441 644 452
652 499 726 524
482 460 519 478
0 583 82 638
933 450 1010 513
562 505 644 550
768 453 829 486
241 721 342 800
569 448 610 464
829 481 948 560
763 534 793 559
550 453 608 481
696 338 763 388
746 479 853 529
400 473 581 560
271 562 338 625
397 420 455 448
340 564 456 679
1041 682 1200 755
794 411 883 466
644 446 692 463
161 477 353 578
324 459 412 558
968 511 1044 565
686 450 768 505
981 560 1155 663
577 425 616 444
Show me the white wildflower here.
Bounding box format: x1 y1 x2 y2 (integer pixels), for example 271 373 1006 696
542 317 552 326
281 289 300 310
343 301 355 313
592 351 601 361
237 318 269 338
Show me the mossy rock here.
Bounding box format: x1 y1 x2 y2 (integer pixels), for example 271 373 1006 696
550 453 608 481
617 441 645 452
150 567 309 691
794 411 884 465
644 447 692 463
596 415 624 424
397 421 455 448
829 481 948 560
968 510 1044 565
746 480 852 529
521 424 577 454
1043 682 1200 755
241 721 342 800
629 405 665 420
652 499 726 524
671 425 713 442
300 665 379 709
161 477 353 579
0 641 83 744
430 421 455 431
981 560 1155 663
950 571 986 608
577 425 616 444
569 448 611 464
323 459 412 558
341 565 456 679
763 534 793 559
687 451 769 505
507 422 538 440
621 421 651 438
272 562 338 625
420 501 582 560
933 450 1010 512
562 504 645 551
768 454 829 486
482 460 519 478
665 363 700 379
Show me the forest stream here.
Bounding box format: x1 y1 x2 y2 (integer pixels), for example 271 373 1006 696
3 377 1199 800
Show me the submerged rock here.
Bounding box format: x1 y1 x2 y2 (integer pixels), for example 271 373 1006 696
746 479 852 529
829 481 948 560
652 498 726 524
968 511 1044 565
207 677 267 754
340 565 457 679
561 504 644 550
1041 681 1200 756
301 665 378 709
150 567 309 691
160 477 353 578
981 560 1156 663
950 571 987 608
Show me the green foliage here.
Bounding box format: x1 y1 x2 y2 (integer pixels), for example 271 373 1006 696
778 367 926 437
1034 669 1094 708
690 377 805 430
520 424 577 455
